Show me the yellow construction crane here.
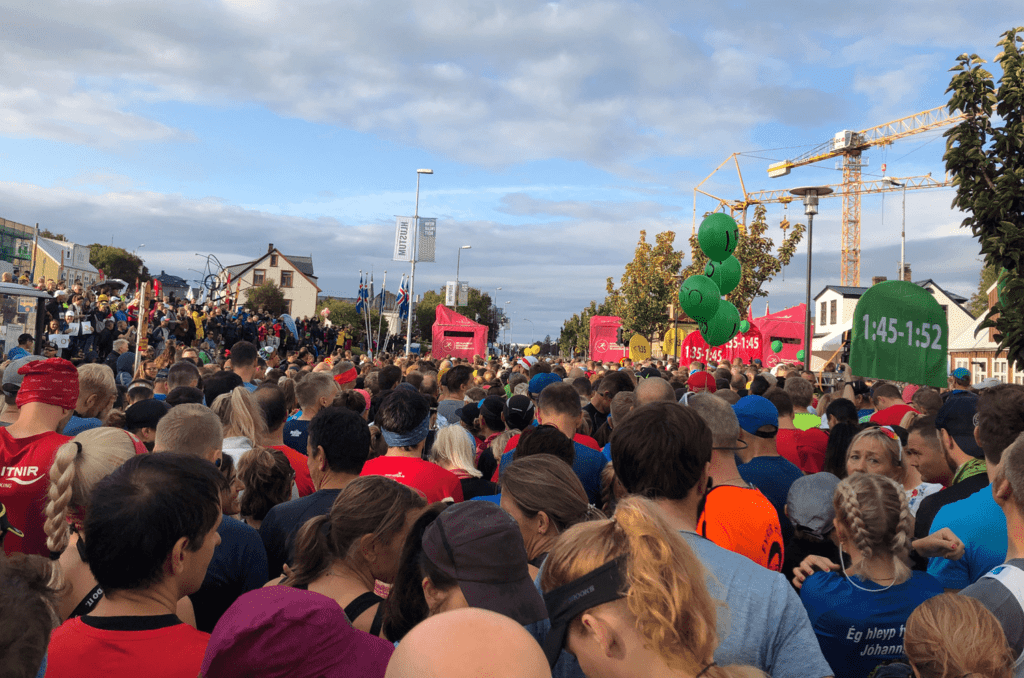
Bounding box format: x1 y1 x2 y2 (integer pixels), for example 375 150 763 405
693 105 965 286
766 105 965 286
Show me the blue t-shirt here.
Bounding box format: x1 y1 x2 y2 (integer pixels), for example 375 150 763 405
61 415 103 437
282 419 310 456
6 347 28 361
928 484 1006 589
243 382 258 392
801 570 943 678
601 442 612 464
499 441 603 504
190 515 268 633
682 532 832 678
738 455 804 544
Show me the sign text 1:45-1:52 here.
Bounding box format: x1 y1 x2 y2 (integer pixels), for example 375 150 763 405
862 315 943 350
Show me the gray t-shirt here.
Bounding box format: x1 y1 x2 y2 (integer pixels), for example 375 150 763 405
961 558 1024 674
436 399 464 427
680 531 833 678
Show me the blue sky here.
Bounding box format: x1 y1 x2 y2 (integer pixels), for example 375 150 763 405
0 1 1020 341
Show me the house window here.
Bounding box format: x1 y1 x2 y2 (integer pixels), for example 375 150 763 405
270 254 278 267
830 300 837 325
820 302 827 326
974 362 987 383
253 269 266 285
282 299 292 315
281 271 293 288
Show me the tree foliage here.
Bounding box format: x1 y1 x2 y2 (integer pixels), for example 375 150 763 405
604 230 683 341
559 299 613 356
968 264 1001 317
88 244 150 281
679 205 804 318
40 230 67 242
944 27 1024 366
244 280 288 316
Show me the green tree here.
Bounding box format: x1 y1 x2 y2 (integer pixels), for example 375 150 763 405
968 264 1001 316
244 280 288 316
559 299 613 357
605 230 684 341
944 28 1024 367
88 244 150 281
40 230 67 241
679 205 805 318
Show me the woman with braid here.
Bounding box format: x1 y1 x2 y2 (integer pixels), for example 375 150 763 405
792 473 943 678
539 495 763 678
44 428 196 625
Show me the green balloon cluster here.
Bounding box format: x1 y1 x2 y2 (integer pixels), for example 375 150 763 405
705 255 741 295
797 349 806 361
678 213 744 347
771 340 783 353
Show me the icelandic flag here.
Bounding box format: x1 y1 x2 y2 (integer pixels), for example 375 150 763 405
355 274 365 314
397 277 409 319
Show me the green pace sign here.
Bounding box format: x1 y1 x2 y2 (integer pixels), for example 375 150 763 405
850 281 949 388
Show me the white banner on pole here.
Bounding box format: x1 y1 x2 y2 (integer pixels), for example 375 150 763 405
393 217 414 262
418 218 436 263
445 281 457 306
458 281 469 306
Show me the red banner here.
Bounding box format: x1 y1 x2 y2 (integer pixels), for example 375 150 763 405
589 316 629 362
681 326 764 365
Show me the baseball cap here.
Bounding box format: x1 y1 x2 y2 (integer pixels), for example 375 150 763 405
421 501 547 628
687 371 716 393
504 394 535 430
786 473 841 540
454 401 480 427
528 373 562 397
951 367 971 381
200 586 394 678
935 392 983 458
732 395 779 437
976 377 1002 390
125 399 170 431
2 355 45 395
637 366 660 379
478 397 505 430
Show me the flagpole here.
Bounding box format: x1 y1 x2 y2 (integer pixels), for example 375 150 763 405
376 271 387 355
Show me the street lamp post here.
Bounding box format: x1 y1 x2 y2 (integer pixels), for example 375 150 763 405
884 177 908 280
406 169 433 354
789 186 833 371
455 245 471 308
522 318 536 345
504 300 511 350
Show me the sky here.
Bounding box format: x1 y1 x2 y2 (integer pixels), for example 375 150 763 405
1 1 1020 342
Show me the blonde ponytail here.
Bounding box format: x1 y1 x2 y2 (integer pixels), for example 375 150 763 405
44 429 138 554
541 496 764 678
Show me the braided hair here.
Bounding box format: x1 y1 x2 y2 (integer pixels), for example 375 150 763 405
833 473 913 585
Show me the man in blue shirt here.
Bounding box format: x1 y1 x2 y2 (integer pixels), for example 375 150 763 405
608 401 832 678
5 333 32 362
929 383 1024 589
228 340 260 391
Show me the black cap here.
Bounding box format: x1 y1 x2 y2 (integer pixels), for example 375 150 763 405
935 392 983 458
542 558 625 667
125 399 170 431
503 395 535 430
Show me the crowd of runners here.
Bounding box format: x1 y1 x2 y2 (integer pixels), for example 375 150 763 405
1 281 1022 678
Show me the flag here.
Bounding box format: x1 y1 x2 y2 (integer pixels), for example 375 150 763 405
355 273 365 314
186 286 194 302
368 273 375 313
397 277 410 319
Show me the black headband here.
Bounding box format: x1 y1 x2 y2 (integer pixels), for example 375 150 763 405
541 557 626 667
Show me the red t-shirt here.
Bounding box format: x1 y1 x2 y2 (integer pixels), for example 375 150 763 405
0 428 70 556
775 428 828 474
360 456 464 503
870 404 918 427
46 616 209 678
698 485 784 572
271 445 315 498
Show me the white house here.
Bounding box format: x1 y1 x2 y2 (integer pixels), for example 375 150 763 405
949 281 1022 385
219 244 320 318
811 278 976 368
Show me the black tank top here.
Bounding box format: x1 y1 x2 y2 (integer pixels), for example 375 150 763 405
285 580 386 637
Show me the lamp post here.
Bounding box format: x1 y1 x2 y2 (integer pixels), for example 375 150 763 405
455 245 471 308
884 177 908 281
789 186 833 371
406 169 433 354
504 300 511 349
522 318 536 344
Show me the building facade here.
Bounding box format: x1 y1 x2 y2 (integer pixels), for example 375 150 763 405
219 244 320 318
33 238 100 287
949 282 1022 385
